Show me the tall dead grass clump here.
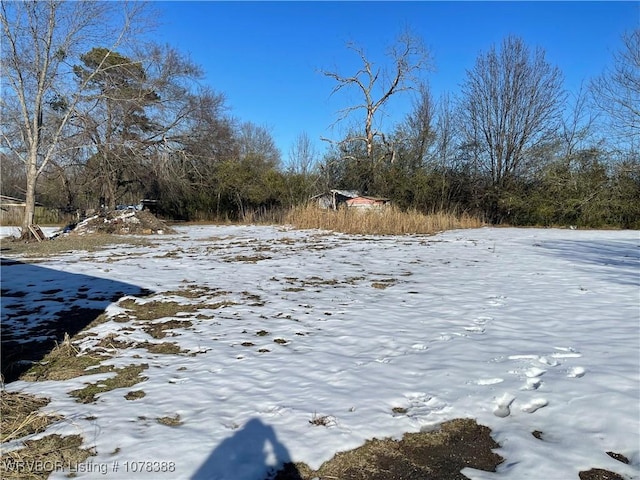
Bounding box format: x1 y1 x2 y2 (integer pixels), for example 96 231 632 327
285 204 483 235
0 391 63 443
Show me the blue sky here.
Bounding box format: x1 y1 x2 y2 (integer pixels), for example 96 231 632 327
154 1 639 164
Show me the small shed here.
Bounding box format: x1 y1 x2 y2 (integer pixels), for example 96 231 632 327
345 196 391 210
311 190 360 210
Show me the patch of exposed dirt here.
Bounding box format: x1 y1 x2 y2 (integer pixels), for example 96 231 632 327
95 333 136 350
142 319 193 339
578 450 631 480
579 468 625 480
224 254 272 263
2 377 87 471
70 364 149 403
164 286 231 299
606 451 630 464
156 414 183 427
124 390 146 400
140 341 187 354
273 418 504 480
119 298 200 321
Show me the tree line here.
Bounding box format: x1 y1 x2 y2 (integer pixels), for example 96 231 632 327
318 32 639 228
2 2 638 232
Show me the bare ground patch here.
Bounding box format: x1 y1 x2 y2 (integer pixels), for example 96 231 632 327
224 254 272 263
274 418 503 480
579 469 625 480
142 319 193 339
164 285 231 299
371 278 398 289
69 364 149 403
156 414 183 427
124 390 146 400
139 341 187 355
118 298 200 321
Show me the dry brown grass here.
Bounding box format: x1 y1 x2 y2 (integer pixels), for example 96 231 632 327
124 390 146 400
118 299 200 321
20 334 113 382
0 434 95 480
0 392 62 443
156 414 182 427
285 205 483 235
142 319 193 339
140 341 187 354
0 391 94 480
69 364 148 403
1 233 152 257
275 418 504 480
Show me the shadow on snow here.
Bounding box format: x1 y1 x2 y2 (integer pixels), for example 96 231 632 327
540 238 640 287
0 257 152 383
191 418 302 480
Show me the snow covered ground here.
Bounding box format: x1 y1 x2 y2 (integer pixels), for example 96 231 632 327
0 225 59 239
1 225 639 479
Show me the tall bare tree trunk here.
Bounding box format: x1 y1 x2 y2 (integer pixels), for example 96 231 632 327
22 153 38 233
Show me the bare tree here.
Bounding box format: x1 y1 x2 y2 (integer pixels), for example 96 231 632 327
432 92 461 209
0 0 148 236
459 35 565 189
434 92 458 168
561 83 598 159
288 132 317 176
237 122 281 167
394 82 436 172
160 87 235 183
590 29 640 152
322 31 431 193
